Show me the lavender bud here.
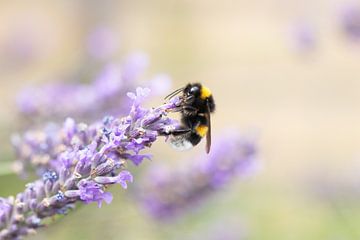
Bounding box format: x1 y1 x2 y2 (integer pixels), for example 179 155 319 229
42 170 58 183
93 158 117 176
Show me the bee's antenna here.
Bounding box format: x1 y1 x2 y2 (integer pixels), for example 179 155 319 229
164 87 185 100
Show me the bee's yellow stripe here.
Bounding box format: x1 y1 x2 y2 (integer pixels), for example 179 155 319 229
195 125 208 137
200 86 212 99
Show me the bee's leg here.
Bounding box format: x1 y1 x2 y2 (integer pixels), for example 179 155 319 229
160 127 191 136
183 105 198 112
166 106 183 113
169 128 192 136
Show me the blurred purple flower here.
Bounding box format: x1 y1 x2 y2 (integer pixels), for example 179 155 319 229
16 52 151 122
137 131 258 220
0 21 49 69
86 26 119 60
340 3 360 41
146 74 172 95
289 21 317 53
1 87 181 239
121 52 149 82
1 29 38 65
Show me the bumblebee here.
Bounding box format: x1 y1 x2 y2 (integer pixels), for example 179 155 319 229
165 83 215 153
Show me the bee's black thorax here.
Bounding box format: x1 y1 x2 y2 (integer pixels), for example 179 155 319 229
182 83 215 116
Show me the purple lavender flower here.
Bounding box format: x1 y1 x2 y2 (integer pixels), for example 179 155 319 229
16 53 150 122
77 180 113 207
13 82 180 177
137 131 258 220
340 3 360 41
1 87 180 239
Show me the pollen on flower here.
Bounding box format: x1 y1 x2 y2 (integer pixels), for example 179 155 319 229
55 191 65 201
14 214 25 222
15 200 25 208
41 198 50 207
73 172 82 179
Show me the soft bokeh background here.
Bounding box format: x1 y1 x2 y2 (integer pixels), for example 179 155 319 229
1 0 360 239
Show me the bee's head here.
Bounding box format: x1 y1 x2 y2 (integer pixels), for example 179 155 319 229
184 83 202 98
184 83 213 99
183 83 215 112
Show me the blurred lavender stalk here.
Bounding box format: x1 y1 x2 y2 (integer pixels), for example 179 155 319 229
1 87 180 239
137 131 258 220
340 3 360 41
16 52 171 122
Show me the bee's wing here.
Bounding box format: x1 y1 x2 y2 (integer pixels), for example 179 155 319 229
205 102 212 154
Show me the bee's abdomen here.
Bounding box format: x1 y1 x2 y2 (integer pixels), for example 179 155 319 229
195 124 208 137
189 132 202 145
169 132 201 151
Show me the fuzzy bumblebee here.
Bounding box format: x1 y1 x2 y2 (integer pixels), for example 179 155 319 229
165 83 215 153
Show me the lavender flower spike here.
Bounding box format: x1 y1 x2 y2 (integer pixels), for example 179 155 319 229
1 87 180 239
137 131 258 220
12 85 175 177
